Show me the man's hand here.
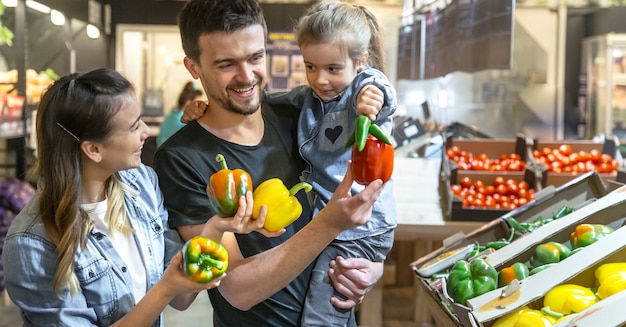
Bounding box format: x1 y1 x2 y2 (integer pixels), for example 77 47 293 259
356 85 384 121
327 256 384 309
180 100 208 123
320 161 383 234
201 191 286 241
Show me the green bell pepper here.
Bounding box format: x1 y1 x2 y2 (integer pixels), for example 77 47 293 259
570 223 614 249
529 241 571 269
498 262 530 287
182 236 228 283
446 258 498 306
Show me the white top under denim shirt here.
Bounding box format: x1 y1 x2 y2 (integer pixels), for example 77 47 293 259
2 164 182 327
264 67 398 240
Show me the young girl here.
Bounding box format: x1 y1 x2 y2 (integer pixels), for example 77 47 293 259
264 2 397 325
2 68 267 327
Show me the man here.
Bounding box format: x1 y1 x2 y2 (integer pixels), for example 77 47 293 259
153 0 385 326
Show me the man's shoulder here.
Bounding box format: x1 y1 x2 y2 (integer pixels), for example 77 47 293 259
261 101 299 122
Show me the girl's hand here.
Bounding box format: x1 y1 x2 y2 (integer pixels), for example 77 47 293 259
356 85 384 121
180 100 208 123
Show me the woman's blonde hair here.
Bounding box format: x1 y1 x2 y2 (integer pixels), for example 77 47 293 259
30 68 134 296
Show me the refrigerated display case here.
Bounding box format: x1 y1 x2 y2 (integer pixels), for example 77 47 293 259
582 33 626 151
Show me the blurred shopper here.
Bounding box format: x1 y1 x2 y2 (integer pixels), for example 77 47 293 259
156 82 203 147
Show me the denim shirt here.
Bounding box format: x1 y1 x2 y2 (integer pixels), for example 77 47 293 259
2 164 181 327
264 67 398 240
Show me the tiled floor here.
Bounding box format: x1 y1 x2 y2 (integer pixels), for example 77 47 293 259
0 290 214 326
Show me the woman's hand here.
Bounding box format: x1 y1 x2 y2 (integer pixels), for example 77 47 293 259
162 251 225 296
180 100 208 123
327 256 384 309
356 85 383 121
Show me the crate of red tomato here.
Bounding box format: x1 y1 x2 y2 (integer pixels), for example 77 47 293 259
442 135 547 221
531 139 622 188
449 173 538 221
445 135 529 173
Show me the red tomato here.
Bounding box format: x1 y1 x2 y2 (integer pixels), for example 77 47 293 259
506 183 518 197
496 184 508 196
590 149 601 163
450 184 462 195
600 153 613 163
559 144 572 156
460 176 473 188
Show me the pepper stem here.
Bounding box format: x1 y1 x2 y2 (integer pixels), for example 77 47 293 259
541 306 565 319
215 154 228 170
200 254 226 271
289 182 313 196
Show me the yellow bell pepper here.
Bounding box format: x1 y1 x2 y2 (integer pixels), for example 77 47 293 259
252 178 312 232
595 262 626 299
492 306 556 327
543 284 597 315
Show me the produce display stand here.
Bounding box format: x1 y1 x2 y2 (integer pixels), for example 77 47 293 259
465 189 626 326
409 173 620 327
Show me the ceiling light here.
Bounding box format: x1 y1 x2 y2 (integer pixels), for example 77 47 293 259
86 24 100 39
50 10 65 26
25 0 50 14
1 0 17 7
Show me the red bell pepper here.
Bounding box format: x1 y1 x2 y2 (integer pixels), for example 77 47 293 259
348 115 394 185
351 135 394 185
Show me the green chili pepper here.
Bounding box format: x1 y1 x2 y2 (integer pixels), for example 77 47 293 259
485 228 515 250
529 263 557 275
346 115 393 151
446 258 498 306
355 115 371 151
506 217 535 234
553 205 574 219
368 123 392 145
530 241 571 269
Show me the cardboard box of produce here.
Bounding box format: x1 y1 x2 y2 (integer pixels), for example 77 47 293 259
443 135 553 221
448 166 543 222
418 171 606 269
532 138 623 188
409 172 609 326
463 202 626 326
481 184 625 270
445 135 528 161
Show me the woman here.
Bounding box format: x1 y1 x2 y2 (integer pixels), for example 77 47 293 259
1 68 264 327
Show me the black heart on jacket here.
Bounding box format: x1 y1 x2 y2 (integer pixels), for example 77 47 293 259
324 126 343 144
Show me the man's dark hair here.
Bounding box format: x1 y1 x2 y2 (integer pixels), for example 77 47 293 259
178 0 268 62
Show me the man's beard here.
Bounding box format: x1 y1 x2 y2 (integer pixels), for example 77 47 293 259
212 86 262 116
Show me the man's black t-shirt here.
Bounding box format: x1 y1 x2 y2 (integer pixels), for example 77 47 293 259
154 103 313 326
